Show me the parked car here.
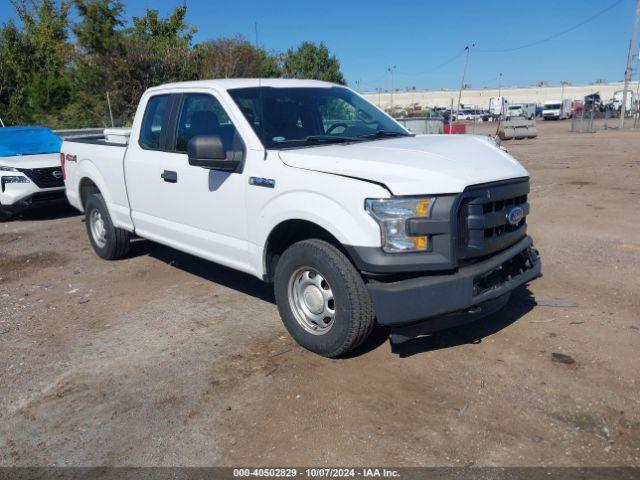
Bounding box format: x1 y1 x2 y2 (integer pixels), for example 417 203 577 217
0 126 65 221
457 109 484 121
61 79 541 357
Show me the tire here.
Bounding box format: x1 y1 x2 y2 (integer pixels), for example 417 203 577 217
84 193 131 260
274 239 375 358
0 203 13 222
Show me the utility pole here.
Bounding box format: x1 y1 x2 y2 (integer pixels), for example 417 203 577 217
456 44 474 116
621 0 640 128
498 72 502 98
106 91 114 127
560 81 568 102
388 65 396 114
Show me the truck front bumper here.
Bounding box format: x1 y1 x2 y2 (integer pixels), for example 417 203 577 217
366 236 541 330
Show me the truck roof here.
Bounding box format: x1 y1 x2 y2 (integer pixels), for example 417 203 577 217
147 78 339 93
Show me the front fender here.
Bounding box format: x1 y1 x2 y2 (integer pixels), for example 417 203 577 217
251 187 385 276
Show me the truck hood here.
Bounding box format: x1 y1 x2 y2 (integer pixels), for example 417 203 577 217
0 153 60 170
278 135 528 195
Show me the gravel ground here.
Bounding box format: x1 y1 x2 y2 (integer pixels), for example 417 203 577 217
0 122 639 467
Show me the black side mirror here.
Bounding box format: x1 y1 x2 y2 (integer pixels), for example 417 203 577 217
187 135 240 172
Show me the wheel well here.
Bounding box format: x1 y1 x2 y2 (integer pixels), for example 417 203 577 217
79 178 100 209
264 219 353 282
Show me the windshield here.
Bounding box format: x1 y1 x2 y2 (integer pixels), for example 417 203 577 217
0 126 61 157
228 86 410 149
544 104 561 109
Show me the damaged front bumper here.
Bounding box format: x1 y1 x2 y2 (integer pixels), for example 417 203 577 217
366 236 541 340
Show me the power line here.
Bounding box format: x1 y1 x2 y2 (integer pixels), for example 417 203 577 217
476 0 624 53
395 49 465 77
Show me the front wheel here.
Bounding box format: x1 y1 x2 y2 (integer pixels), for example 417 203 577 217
0 203 13 222
85 193 131 260
274 239 375 358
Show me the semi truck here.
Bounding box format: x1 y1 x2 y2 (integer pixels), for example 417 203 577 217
60 79 541 357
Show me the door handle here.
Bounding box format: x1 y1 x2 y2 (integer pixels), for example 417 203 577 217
161 170 177 183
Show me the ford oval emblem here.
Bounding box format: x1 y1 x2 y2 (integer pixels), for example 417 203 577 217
506 206 524 226
52 170 63 179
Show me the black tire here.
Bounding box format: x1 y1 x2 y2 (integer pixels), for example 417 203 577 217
0 203 13 222
274 239 375 358
84 193 131 260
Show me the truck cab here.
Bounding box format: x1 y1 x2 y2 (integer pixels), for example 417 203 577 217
61 79 541 357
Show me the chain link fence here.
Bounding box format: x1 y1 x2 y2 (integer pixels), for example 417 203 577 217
571 110 640 133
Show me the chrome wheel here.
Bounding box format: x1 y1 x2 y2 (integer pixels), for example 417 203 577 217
288 267 335 335
89 208 107 248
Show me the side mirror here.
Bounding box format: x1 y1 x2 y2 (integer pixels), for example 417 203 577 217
187 135 240 172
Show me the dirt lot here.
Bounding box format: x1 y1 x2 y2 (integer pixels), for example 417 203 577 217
1 122 639 467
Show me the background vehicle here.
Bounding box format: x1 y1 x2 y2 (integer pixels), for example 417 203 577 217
584 92 604 112
0 126 65 221
489 97 509 118
457 109 486 121
61 79 541 357
571 100 584 116
542 99 572 120
506 103 536 120
611 90 636 113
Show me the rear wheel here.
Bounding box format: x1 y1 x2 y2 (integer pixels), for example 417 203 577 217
274 239 375 357
85 193 131 260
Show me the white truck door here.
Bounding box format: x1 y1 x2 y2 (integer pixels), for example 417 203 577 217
125 92 253 274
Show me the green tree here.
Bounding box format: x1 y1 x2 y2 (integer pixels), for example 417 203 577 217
197 36 281 79
73 0 124 54
0 0 72 126
132 4 195 46
66 0 126 127
281 41 345 84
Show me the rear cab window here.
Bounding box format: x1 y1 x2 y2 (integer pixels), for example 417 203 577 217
139 95 171 150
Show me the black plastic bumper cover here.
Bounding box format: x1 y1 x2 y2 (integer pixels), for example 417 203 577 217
366 236 541 326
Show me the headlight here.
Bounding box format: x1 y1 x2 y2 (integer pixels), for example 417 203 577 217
0 166 18 171
1 176 30 183
1 175 30 192
365 197 435 253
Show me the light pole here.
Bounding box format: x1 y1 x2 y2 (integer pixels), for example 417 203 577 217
560 80 569 102
388 65 396 113
498 72 502 98
456 44 474 116
621 0 640 127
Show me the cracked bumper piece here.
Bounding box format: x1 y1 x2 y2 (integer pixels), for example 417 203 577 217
366 236 541 328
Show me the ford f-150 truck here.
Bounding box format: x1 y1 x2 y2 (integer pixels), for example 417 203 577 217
0 126 65 221
61 79 541 357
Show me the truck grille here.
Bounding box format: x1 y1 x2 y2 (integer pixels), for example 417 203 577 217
17 167 64 189
457 179 529 260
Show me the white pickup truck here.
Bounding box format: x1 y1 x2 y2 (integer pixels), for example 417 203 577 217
61 79 541 357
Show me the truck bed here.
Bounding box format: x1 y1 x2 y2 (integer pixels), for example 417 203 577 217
61 136 133 231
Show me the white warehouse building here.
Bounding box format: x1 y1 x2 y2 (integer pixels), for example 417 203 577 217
361 81 635 110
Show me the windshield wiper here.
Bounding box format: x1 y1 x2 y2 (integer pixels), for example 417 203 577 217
274 135 363 146
358 130 411 139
